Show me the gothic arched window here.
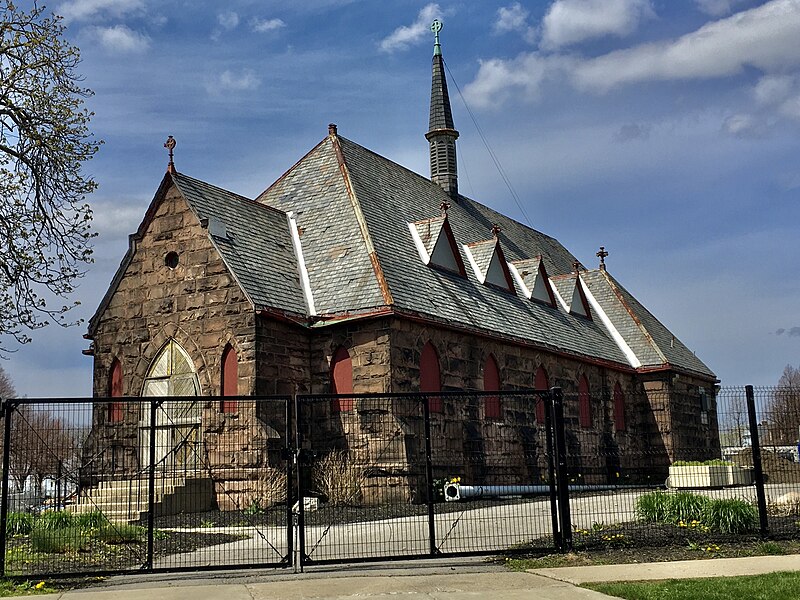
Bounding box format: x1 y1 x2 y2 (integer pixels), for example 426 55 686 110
484 354 501 419
578 375 592 429
221 344 238 413
108 358 124 423
535 366 549 423
330 346 354 412
420 342 442 413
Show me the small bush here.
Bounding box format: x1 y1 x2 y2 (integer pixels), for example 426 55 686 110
93 523 145 544
636 492 672 523
312 449 365 506
36 510 74 531
244 467 287 511
6 511 35 536
668 492 709 524
74 510 109 530
704 498 759 534
30 526 90 553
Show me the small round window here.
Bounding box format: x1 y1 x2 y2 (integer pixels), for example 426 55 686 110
164 251 179 269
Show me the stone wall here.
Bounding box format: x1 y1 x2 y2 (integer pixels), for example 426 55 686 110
85 182 256 487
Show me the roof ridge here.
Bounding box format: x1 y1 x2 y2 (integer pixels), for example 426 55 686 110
255 136 330 201
331 134 394 306
599 269 669 365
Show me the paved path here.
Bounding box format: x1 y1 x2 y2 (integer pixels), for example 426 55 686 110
21 554 800 600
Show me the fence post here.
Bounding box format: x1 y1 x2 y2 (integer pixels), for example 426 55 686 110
145 398 158 570
0 399 15 577
294 394 307 571
543 391 561 551
285 395 294 568
551 387 573 552
746 385 769 537
422 394 438 556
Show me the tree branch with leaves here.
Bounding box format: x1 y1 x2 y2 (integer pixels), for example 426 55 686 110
0 0 100 349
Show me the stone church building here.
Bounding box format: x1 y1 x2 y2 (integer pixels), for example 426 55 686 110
83 29 718 509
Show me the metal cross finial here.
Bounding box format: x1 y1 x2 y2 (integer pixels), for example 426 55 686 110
440 200 450 217
431 19 442 56
164 135 176 174
491 224 502 238
573 260 581 273
596 246 609 271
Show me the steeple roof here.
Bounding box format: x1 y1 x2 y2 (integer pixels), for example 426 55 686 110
429 50 455 134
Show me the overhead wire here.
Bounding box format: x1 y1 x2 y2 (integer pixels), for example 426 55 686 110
443 59 536 230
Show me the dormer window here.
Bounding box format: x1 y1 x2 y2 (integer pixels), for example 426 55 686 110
408 215 466 276
509 257 556 307
569 274 592 320
463 237 515 293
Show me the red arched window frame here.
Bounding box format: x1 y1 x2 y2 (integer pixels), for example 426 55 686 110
484 354 501 419
108 359 123 423
420 342 442 413
535 367 549 423
614 382 626 432
221 345 238 413
330 346 354 412
578 375 592 428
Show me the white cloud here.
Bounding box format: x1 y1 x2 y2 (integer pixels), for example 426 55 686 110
86 25 150 54
570 0 800 92
753 74 795 106
541 0 654 50
494 3 537 43
722 113 768 138
694 0 749 16
495 3 528 33
218 11 240 30
57 0 144 23
379 3 445 53
464 54 565 109
207 69 261 95
251 17 286 33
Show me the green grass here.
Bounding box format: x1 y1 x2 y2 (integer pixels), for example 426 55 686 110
0 579 56 596
703 498 759 534
30 527 91 553
93 523 145 544
5 512 35 536
585 571 800 600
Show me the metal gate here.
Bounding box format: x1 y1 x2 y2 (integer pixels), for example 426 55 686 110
294 391 563 567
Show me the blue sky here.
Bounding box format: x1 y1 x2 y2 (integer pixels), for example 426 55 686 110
4 0 799 396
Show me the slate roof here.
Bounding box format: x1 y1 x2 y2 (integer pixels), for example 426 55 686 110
171 173 307 315
256 140 386 314
92 131 715 380
429 54 455 132
580 269 715 378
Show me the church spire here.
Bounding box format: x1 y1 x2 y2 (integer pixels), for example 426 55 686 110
426 19 459 198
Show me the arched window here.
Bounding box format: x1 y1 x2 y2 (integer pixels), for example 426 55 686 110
484 354 501 419
108 358 123 423
420 342 442 413
535 367 549 423
614 382 626 432
221 344 238 413
330 346 354 412
578 375 592 428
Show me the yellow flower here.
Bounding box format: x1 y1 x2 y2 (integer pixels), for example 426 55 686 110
34 581 46 590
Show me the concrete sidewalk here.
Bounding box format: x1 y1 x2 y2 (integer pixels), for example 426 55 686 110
25 555 800 600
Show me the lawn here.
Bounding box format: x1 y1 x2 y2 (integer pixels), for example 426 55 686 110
585 571 800 600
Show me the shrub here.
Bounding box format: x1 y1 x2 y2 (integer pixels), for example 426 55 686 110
31 526 90 553
36 510 74 530
668 492 709 524
636 492 671 523
703 498 759 534
312 449 365 506
6 511 35 536
74 510 109 530
244 467 287 510
93 523 145 544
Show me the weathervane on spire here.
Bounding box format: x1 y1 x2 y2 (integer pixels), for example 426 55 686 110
164 135 176 174
431 19 442 56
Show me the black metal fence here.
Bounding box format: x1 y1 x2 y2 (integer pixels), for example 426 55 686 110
0 386 798 577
